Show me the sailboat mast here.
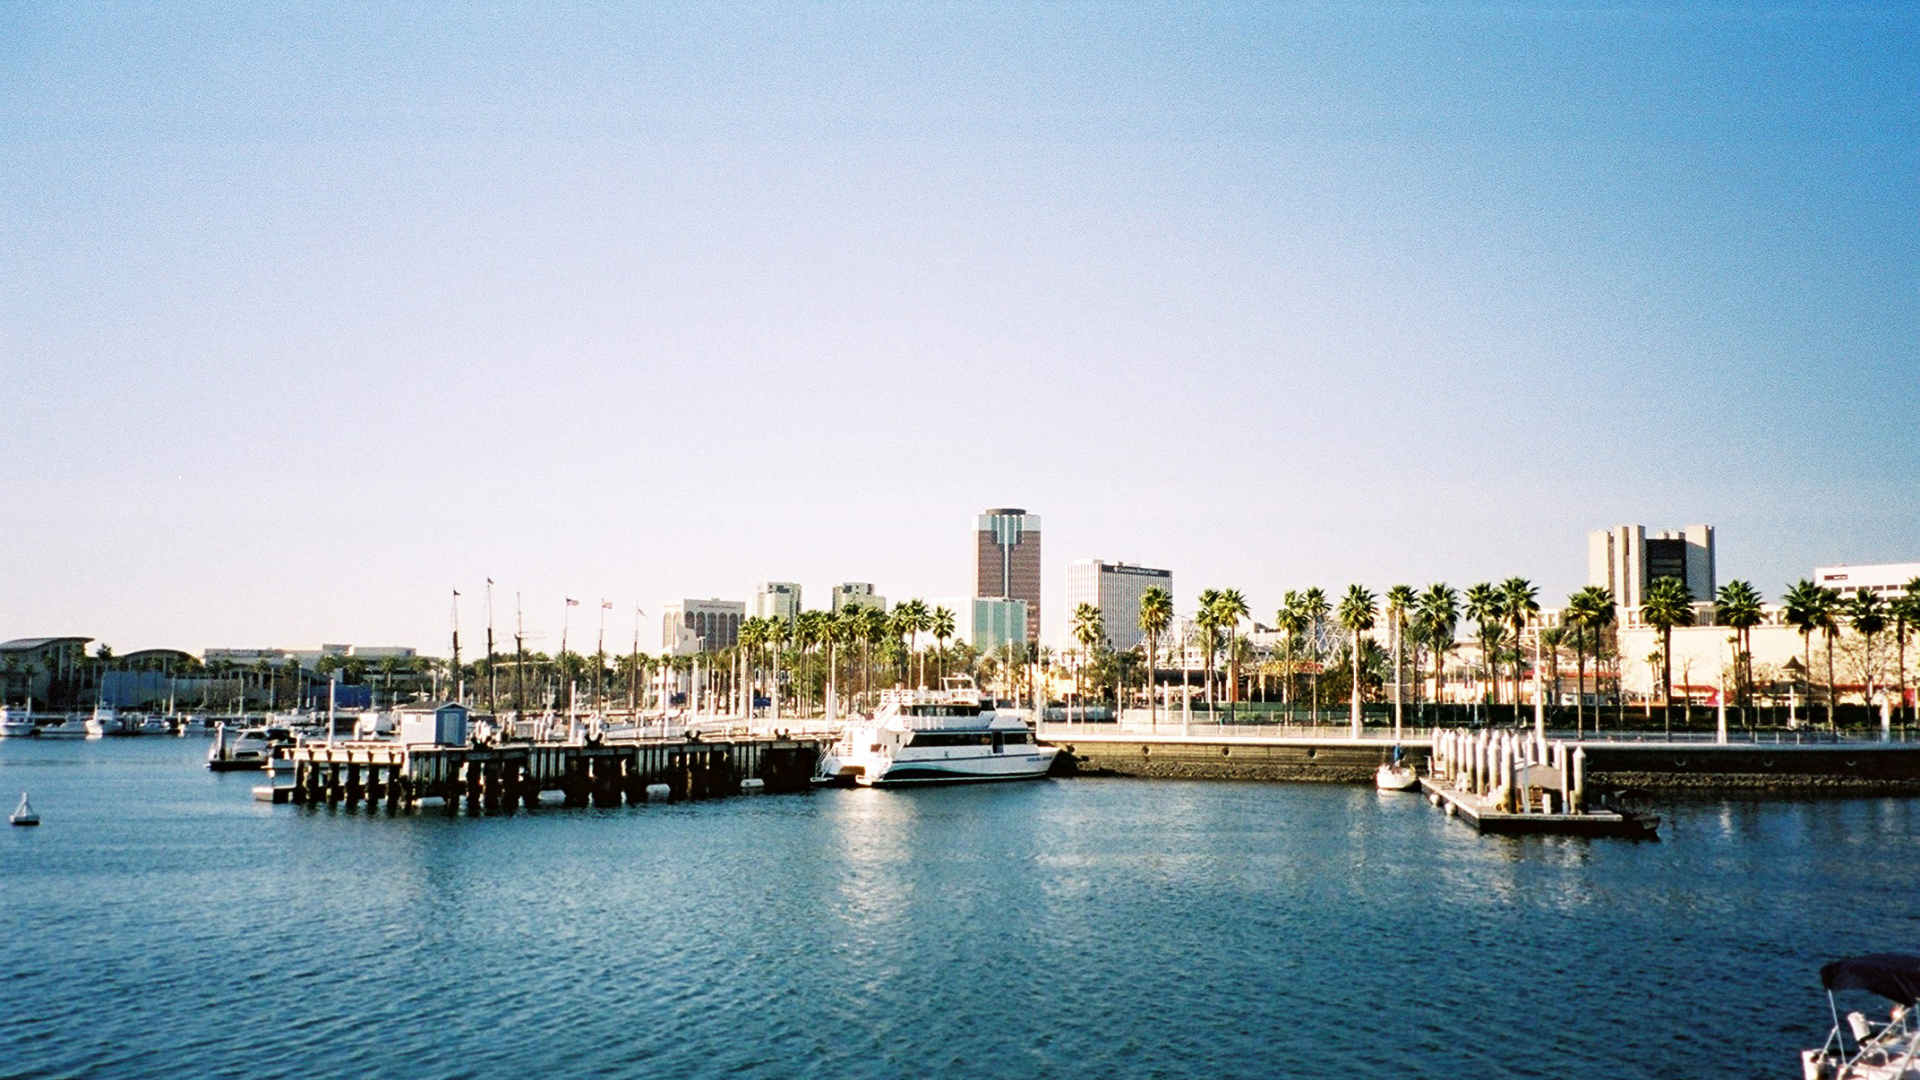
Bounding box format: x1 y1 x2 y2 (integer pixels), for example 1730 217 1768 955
514 592 526 720
485 579 496 713
449 588 461 704
629 604 640 717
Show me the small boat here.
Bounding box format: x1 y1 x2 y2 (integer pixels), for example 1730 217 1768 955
815 677 1057 787
0 705 35 739
10 793 38 826
37 714 90 738
138 716 170 735
1375 745 1419 791
84 704 119 738
1804 954 1920 1078
208 723 294 771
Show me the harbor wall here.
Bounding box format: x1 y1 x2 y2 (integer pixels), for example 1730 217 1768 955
1048 735 1920 791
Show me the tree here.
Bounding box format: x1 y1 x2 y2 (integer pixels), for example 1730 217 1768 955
1564 585 1614 738
1385 584 1415 729
1782 579 1826 726
930 606 956 683
1336 584 1377 736
1715 580 1765 713
1071 602 1104 718
1195 588 1223 707
1212 589 1250 706
1300 587 1330 721
1138 586 1173 727
895 598 932 688
1641 576 1696 737
1415 583 1459 721
1464 583 1503 711
1499 577 1540 715
1895 578 1920 729
1274 592 1307 722
1846 591 1887 711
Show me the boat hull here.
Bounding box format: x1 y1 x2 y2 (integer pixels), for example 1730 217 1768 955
1375 764 1419 791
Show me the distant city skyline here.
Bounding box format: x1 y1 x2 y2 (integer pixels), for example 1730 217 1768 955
3 4 1913 653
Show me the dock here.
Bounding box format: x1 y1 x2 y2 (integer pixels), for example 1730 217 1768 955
257 734 825 813
1421 728 1658 839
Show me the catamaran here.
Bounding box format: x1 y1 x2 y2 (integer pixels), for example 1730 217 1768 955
1804 954 1920 1079
816 677 1057 787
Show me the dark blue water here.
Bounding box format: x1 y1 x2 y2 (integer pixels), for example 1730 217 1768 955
3 738 1917 1080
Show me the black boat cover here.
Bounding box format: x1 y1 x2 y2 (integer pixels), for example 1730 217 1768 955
1822 955 1920 1005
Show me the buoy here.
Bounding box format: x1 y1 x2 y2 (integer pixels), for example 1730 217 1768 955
644 783 672 802
739 778 766 794
10 792 39 827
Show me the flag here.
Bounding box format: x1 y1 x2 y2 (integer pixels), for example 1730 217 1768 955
452 589 461 597
602 600 613 610
566 598 579 607
486 577 493 585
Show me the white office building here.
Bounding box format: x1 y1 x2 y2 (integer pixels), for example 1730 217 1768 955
930 596 1029 654
1064 559 1173 651
830 583 887 614
661 599 745 656
1813 562 1920 601
753 582 802 624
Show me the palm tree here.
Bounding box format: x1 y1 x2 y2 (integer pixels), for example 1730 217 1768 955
1193 588 1223 707
1714 580 1764 715
1416 583 1459 722
1464 583 1502 713
894 598 931 688
738 617 767 716
1563 585 1613 737
1300 587 1330 722
1336 585 1377 736
1895 578 1920 729
1385 584 1415 732
1641 576 1695 737
1274 592 1307 723
1138 586 1173 727
1071 603 1104 719
930 606 956 683
1846 591 1887 712
1213 589 1250 708
1782 580 1825 726
1499 577 1540 717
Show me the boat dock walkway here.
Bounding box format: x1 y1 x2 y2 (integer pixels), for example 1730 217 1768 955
262 734 826 813
1421 728 1658 838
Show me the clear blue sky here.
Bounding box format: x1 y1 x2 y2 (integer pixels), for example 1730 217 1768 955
3 2 1914 653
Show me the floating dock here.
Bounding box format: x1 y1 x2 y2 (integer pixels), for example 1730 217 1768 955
256 735 825 813
1420 728 1658 839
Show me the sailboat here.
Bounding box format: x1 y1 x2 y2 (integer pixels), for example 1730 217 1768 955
11 793 39 826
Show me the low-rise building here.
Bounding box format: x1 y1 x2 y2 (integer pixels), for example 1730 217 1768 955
831 583 887 614
661 599 745 655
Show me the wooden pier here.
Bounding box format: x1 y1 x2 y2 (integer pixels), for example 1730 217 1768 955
261 735 825 813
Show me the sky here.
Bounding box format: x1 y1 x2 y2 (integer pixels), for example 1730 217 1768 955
2 2 1915 655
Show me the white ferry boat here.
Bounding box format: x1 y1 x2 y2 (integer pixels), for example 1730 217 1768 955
816 678 1057 787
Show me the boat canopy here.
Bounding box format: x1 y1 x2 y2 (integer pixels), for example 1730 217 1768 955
1821 955 1920 1006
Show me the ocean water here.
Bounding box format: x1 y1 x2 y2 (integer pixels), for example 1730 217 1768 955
3 737 1917 1080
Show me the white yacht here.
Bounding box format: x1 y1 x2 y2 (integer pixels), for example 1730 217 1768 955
0 706 35 738
817 678 1057 787
207 723 293 771
1805 955 1920 1079
84 705 122 738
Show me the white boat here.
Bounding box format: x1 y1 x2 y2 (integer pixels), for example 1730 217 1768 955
37 713 90 738
1375 745 1419 791
1805 955 1920 1078
816 678 1057 787
138 715 171 735
0 705 35 738
207 723 295 771
9 793 37 826
84 704 121 738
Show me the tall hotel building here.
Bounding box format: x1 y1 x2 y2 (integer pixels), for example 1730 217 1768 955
1065 560 1173 651
1588 524 1715 606
974 508 1042 644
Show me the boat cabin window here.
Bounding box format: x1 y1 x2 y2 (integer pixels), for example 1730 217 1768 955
905 731 993 747
903 704 981 717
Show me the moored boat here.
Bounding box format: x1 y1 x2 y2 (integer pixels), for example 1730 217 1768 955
1804 954 1920 1078
207 723 294 771
816 678 1057 787
1375 745 1418 791
0 705 35 738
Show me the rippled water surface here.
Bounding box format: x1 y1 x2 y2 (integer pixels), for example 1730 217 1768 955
4 737 1918 1079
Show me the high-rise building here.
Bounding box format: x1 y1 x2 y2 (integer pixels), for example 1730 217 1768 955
661 599 745 655
830 582 887 614
1063 560 1173 651
753 582 802 624
974 508 1042 644
1588 524 1715 606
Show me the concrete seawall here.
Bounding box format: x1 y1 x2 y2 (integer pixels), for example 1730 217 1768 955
1048 734 1920 792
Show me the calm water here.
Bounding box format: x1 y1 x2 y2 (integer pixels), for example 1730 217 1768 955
3 738 1917 1080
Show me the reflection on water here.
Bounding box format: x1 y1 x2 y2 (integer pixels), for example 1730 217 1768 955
4 738 1918 1079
